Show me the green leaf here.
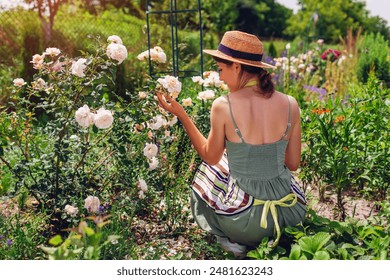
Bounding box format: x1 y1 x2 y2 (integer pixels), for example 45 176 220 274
313 251 330 260
298 232 331 255
83 226 95 236
289 244 302 260
337 248 349 260
83 246 95 260
49 235 63 246
40 246 58 255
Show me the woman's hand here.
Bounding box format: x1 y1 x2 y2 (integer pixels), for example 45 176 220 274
156 91 185 118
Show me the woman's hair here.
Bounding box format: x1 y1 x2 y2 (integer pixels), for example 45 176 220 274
213 56 275 97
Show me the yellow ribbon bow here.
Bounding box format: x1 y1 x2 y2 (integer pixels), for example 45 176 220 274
253 193 297 247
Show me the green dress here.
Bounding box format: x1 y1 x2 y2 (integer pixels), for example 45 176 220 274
191 95 306 247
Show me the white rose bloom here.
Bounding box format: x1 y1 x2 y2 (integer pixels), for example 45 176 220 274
204 71 222 87
75 105 94 128
71 58 87 77
148 115 164 130
148 157 159 170
157 75 181 99
153 46 164 52
84 196 100 213
31 54 44 64
137 50 148 61
106 43 128 64
33 61 44 70
182 97 193 107
64 204 79 217
197 89 215 100
94 108 114 129
157 52 167 63
51 61 65 72
32 78 46 91
149 48 159 61
137 46 166 63
143 143 158 159
168 116 178 126
138 91 147 99
220 83 229 91
137 179 148 192
30 54 44 69
13 78 26 87
192 76 204 85
138 190 146 199
44 47 61 57
107 35 123 45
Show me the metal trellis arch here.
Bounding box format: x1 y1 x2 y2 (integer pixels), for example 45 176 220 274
145 0 204 79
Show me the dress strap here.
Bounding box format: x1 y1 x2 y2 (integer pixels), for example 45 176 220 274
226 95 245 143
281 95 292 140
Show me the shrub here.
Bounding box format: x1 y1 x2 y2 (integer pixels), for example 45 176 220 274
357 32 390 85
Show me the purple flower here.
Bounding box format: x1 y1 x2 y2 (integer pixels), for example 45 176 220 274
263 56 275 65
6 239 12 246
303 85 327 100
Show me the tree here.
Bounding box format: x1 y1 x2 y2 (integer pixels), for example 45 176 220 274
284 0 389 43
24 0 69 43
234 0 292 38
82 0 147 17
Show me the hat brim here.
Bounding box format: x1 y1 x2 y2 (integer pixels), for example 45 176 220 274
203 49 276 69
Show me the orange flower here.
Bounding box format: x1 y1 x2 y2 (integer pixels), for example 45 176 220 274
334 115 345 123
312 108 331 114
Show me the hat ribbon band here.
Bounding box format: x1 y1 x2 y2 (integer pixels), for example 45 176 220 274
218 44 263 61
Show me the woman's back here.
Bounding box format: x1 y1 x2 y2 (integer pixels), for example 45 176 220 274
223 89 292 145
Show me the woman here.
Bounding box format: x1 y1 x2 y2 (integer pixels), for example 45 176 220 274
156 31 306 257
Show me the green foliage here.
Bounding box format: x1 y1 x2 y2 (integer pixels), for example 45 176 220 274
0 211 48 260
284 0 389 43
0 9 41 66
267 42 277 58
299 76 389 216
248 209 389 260
41 216 120 260
1 37 126 231
357 32 390 84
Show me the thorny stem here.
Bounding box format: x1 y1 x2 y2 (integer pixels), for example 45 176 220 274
71 128 113 184
86 150 115 186
56 85 84 193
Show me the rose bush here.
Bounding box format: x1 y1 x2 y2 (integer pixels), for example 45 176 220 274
1 36 129 230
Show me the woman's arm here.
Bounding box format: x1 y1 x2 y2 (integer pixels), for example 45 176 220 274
156 92 226 165
284 96 301 171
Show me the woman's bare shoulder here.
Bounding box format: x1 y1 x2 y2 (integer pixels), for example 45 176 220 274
212 95 229 108
210 95 229 117
274 91 299 107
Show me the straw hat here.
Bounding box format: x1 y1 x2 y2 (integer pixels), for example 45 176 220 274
203 31 275 69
